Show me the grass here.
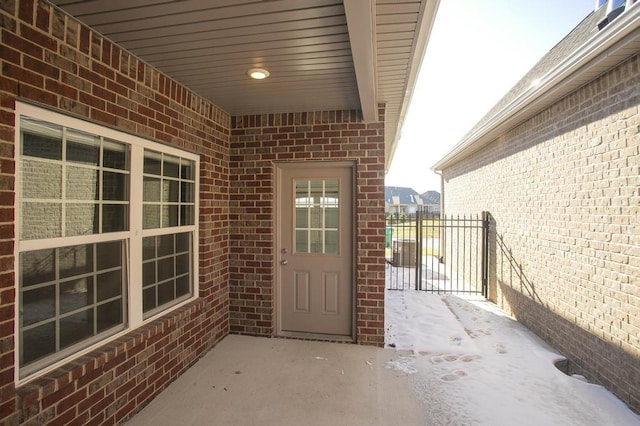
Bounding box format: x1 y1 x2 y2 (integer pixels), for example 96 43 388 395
384 219 441 260
386 219 441 239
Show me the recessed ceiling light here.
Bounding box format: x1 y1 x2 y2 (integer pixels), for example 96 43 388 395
248 68 270 79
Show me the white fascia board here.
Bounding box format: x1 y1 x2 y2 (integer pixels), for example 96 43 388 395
432 4 640 171
344 0 378 123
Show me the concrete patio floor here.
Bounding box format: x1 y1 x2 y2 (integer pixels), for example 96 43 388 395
125 335 422 426
124 290 640 425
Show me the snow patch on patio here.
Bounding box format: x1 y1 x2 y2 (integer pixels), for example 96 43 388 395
384 289 640 425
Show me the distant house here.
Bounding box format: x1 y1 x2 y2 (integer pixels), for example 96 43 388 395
433 1 639 412
421 190 441 214
385 186 422 217
384 187 441 217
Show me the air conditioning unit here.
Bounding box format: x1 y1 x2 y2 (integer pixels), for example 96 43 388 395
392 239 417 267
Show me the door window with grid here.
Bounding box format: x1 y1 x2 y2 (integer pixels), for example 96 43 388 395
294 179 339 254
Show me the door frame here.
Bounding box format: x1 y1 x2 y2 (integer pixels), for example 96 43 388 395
274 160 357 340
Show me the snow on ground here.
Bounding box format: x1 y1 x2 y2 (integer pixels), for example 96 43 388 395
384 289 640 425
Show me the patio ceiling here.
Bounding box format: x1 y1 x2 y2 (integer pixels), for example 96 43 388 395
49 0 439 171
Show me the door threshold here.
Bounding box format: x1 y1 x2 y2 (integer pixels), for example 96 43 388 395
277 331 355 344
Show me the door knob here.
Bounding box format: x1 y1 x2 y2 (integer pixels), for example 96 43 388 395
280 260 288 265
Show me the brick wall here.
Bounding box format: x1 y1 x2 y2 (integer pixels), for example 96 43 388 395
441 53 640 411
0 0 230 423
229 108 387 345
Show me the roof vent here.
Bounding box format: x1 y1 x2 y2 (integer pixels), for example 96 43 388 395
607 0 626 19
598 0 628 29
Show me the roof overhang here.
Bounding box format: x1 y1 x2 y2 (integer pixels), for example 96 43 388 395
343 1 377 123
49 0 440 172
433 4 640 171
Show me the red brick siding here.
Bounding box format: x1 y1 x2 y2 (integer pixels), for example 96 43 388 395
229 108 387 346
1 0 230 424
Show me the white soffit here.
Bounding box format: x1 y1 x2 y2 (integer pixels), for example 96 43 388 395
50 0 440 169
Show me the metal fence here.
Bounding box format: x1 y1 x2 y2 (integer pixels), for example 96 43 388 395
385 208 488 296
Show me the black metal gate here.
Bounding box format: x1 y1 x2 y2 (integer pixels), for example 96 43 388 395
385 207 488 296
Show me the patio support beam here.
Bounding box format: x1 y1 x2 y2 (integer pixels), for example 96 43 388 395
344 0 378 123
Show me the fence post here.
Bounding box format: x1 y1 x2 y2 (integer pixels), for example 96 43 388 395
415 208 422 290
481 211 489 298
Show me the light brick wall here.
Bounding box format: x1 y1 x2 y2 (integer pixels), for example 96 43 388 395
229 108 387 345
441 53 640 411
1 0 230 423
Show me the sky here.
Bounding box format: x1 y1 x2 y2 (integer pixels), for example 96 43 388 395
385 0 597 194
385 290 640 425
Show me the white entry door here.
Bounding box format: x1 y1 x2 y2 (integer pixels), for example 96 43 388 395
277 162 353 336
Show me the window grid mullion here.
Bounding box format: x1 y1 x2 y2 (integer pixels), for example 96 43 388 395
98 136 104 234
322 180 326 254
173 236 177 299
160 153 165 228
307 181 311 253
93 243 98 336
54 247 61 352
61 128 67 238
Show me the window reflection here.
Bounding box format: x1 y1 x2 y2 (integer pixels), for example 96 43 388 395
143 150 195 229
19 117 129 240
19 241 126 367
294 179 339 254
141 232 192 315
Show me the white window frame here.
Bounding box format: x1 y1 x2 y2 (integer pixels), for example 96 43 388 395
14 102 200 385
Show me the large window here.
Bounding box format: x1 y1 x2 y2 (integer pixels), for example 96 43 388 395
16 103 199 380
141 150 196 317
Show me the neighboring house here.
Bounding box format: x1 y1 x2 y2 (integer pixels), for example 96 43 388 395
421 190 441 214
433 0 639 412
384 186 424 217
0 0 439 423
383 186 440 217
